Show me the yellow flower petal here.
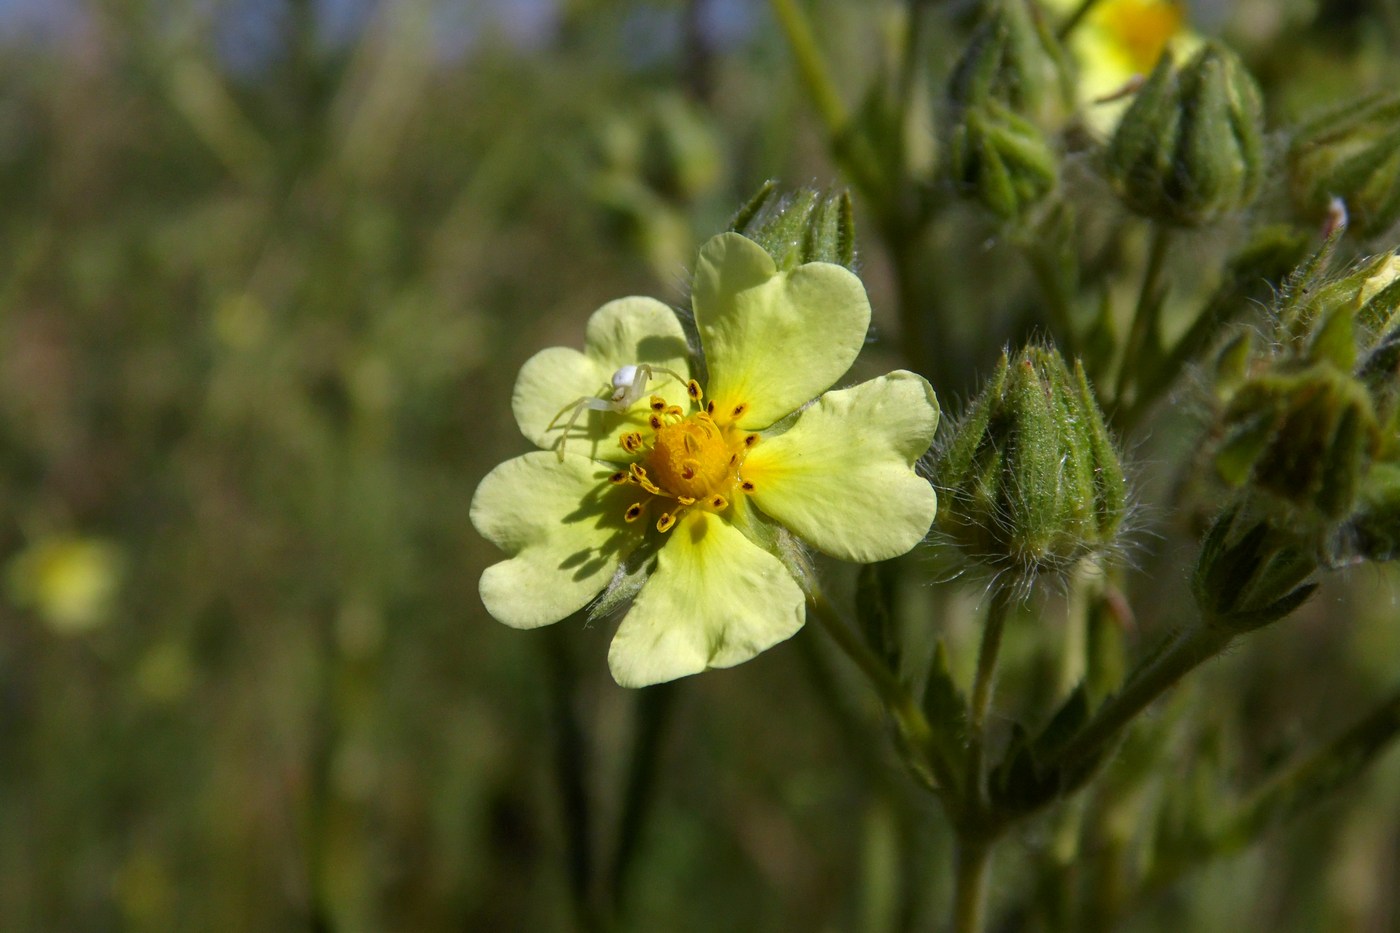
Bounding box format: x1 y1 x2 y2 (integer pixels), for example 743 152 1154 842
743 371 939 562
472 452 636 629
512 297 692 460
607 510 805 687
692 233 870 430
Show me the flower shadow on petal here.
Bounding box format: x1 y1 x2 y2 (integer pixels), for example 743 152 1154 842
557 473 646 582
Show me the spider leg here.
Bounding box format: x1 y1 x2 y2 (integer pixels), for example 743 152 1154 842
551 396 616 461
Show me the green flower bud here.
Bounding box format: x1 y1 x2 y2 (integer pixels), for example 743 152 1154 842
1214 365 1380 520
1192 504 1317 633
948 100 1059 220
1276 248 1400 359
1104 42 1264 226
728 182 855 269
933 346 1128 582
1351 255 1400 398
949 0 1076 128
1208 247 1400 533
1289 93 1400 240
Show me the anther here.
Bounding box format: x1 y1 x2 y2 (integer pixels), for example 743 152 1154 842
648 413 664 430
686 380 702 401
608 471 628 485
744 434 759 447
706 400 716 415
731 403 748 419
740 480 755 492
649 396 667 412
709 495 728 510
621 432 645 454
624 503 645 522
656 512 677 533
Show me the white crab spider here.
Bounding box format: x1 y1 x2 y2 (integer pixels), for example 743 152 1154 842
548 364 690 460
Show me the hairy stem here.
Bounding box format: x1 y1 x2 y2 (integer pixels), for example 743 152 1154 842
966 589 1012 805
1050 626 1233 788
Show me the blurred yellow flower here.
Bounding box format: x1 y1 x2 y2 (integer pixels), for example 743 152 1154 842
1050 0 1200 132
6 535 124 635
472 233 939 687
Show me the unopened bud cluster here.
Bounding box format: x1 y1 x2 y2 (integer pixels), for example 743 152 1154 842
932 345 1127 583
949 0 1075 130
1209 246 1400 563
729 182 856 269
1289 93 1400 239
1104 42 1264 226
946 0 1073 220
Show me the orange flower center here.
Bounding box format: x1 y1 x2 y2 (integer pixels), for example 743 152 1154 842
610 391 761 534
647 417 737 500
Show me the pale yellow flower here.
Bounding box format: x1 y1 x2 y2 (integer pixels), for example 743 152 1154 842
1048 0 1200 133
472 233 939 686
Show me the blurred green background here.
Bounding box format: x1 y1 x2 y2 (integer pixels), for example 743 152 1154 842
2 1 1400 930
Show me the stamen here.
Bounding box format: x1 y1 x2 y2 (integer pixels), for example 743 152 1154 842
664 405 684 418
649 396 667 412
629 463 662 495
677 496 696 506
621 432 645 454
731 402 748 420
709 495 728 510
648 413 664 430
744 434 759 447
706 400 716 415
686 380 702 401
740 480 755 492
680 460 699 480
656 512 677 533
608 471 628 485
624 502 646 522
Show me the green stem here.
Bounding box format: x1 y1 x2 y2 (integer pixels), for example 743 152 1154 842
952 832 995 933
767 0 885 197
966 589 1012 805
1050 626 1233 789
892 0 930 179
807 589 958 795
542 629 606 933
1020 236 1079 361
1135 681 1400 901
1232 681 1400 844
1113 224 1172 414
607 682 679 920
1056 0 1106 40
948 593 1013 933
